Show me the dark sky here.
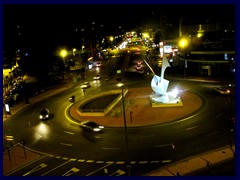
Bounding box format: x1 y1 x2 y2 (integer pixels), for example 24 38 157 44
3 4 235 51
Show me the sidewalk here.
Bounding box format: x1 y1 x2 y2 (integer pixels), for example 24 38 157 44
3 81 74 122
146 145 235 176
3 77 236 176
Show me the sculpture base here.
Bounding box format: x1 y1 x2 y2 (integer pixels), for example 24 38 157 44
150 95 183 108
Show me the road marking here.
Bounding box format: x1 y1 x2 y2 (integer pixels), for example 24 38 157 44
102 147 120 150
65 104 81 125
86 163 112 176
116 161 125 164
96 161 104 164
69 158 77 161
161 160 172 163
60 142 72 146
64 131 74 135
139 161 148 164
62 157 69 160
150 160 160 163
110 169 126 176
23 163 47 176
186 125 198 131
130 161 137 164
86 160 95 163
154 144 172 148
41 160 71 176
206 132 218 137
62 167 80 176
106 161 114 164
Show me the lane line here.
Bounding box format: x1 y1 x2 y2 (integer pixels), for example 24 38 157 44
64 131 74 135
186 125 198 131
60 142 72 147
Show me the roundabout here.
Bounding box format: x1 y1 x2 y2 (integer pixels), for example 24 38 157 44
67 86 203 127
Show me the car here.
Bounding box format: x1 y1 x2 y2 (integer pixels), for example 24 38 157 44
79 120 104 132
215 86 231 95
80 82 91 89
136 60 142 65
96 62 102 67
136 65 142 70
69 95 75 102
39 109 50 120
93 74 101 80
137 68 145 74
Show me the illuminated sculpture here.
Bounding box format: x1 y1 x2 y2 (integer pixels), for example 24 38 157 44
150 47 179 103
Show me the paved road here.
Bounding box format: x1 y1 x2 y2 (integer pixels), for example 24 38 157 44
3 77 235 176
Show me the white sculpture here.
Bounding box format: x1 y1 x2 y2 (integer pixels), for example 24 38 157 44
151 46 178 103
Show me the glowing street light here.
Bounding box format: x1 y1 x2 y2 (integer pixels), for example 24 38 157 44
178 38 189 78
60 49 68 79
178 38 189 49
110 36 114 42
60 49 67 58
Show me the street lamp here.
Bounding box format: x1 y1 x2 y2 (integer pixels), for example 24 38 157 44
60 49 68 66
117 83 130 176
60 49 68 79
178 38 189 78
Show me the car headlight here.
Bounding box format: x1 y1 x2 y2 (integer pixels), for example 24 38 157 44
93 128 101 132
40 115 43 119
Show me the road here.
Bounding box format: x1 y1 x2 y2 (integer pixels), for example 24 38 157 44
3 48 235 176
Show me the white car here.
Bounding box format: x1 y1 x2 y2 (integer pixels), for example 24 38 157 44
79 120 104 132
81 82 91 89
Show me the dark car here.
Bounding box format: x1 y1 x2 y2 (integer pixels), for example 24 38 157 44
39 109 50 120
79 120 104 132
215 87 231 95
215 83 235 95
69 95 75 102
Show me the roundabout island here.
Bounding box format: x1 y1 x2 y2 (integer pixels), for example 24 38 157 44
68 86 203 127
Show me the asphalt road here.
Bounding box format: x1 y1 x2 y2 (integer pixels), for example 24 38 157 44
3 50 235 176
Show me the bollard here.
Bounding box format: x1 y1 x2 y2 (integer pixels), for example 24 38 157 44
21 140 27 159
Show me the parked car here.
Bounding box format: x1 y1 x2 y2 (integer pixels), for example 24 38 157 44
39 109 50 120
79 120 104 132
80 82 91 89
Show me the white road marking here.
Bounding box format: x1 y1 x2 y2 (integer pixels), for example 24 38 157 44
86 163 112 176
102 147 120 150
64 131 74 135
186 125 198 131
60 142 72 146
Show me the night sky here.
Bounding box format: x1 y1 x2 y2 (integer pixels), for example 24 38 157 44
3 3 235 53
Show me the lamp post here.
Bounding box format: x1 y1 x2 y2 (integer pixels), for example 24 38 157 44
117 83 130 176
60 49 68 80
178 38 188 79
